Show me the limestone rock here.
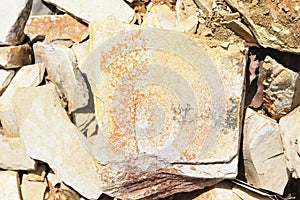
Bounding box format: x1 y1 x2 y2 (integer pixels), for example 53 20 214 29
0 102 20 137
142 4 198 32
27 164 47 182
263 56 300 120
12 84 102 199
221 20 257 43
78 20 245 199
21 174 47 200
225 0 300 53
33 42 89 112
0 44 32 69
0 171 21 200
0 0 32 45
71 40 89 70
243 108 288 195
279 105 300 178
43 0 134 23
232 185 270 200
1 63 45 102
25 14 88 43
0 69 14 95
0 135 35 170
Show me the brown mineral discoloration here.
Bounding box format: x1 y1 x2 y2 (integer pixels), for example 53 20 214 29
25 14 88 43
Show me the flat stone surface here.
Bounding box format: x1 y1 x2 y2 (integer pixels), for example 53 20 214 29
25 14 88 43
12 84 102 199
21 174 47 200
279 105 300 178
1 63 45 102
243 108 288 194
0 44 32 69
225 0 300 53
0 135 35 170
0 69 14 95
31 0 52 15
0 171 21 200
263 56 300 120
34 42 89 113
78 20 245 199
0 0 32 45
43 0 134 23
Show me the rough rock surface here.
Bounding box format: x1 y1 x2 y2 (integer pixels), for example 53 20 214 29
25 14 89 43
0 171 21 200
243 108 288 194
21 174 47 200
280 105 300 179
0 135 35 170
77 20 245 199
225 0 300 53
263 56 300 120
43 0 135 23
0 44 32 69
0 69 14 95
1 63 45 101
0 0 32 45
12 84 102 199
33 42 89 112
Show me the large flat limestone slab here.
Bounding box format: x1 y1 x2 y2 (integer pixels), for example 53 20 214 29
78 20 246 199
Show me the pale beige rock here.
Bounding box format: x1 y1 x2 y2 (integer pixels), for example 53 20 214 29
43 0 134 23
0 44 32 69
263 56 300 120
27 164 47 182
193 181 241 200
31 0 52 15
0 69 14 95
12 84 102 199
0 0 32 45
46 172 61 187
21 174 47 200
0 102 19 137
33 42 89 113
279 105 300 178
25 14 88 43
78 20 245 199
0 171 21 200
71 40 89 71
232 185 270 200
143 4 198 32
221 20 257 43
1 63 45 102
193 0 214 13
243 108 288 194
0 135 35 170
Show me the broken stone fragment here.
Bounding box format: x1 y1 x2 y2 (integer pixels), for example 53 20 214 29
43 0 135 23
0 135 35 170
33 42 89 113
25 14 89 43
224 0 300 53
279 105 300 179
0 0 32 45
243 108 288 195
142 4 198 32
78 20 245 199
232 185 270 200
12 84 102 199
0 102 20 137
21 174 47 200
263 56 300 120
1 63 45 102
0 171 21 200
31 0 52 15
0 69 14 95
0 44 32 69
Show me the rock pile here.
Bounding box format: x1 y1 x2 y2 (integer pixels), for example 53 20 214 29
0 0 299 199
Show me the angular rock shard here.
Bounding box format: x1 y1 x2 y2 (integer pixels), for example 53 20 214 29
279 105 300 179
243 108 288 194
0 135 35 170
0 171 21 200
225 0 300 53
12 84 102 199
0 44 32 69
78 20 245 199
21 174 47 200
0 0 32 45
263 56 300 120
43 0 135 23
0 69 14 95
33 42 89 112
25 14 88 43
